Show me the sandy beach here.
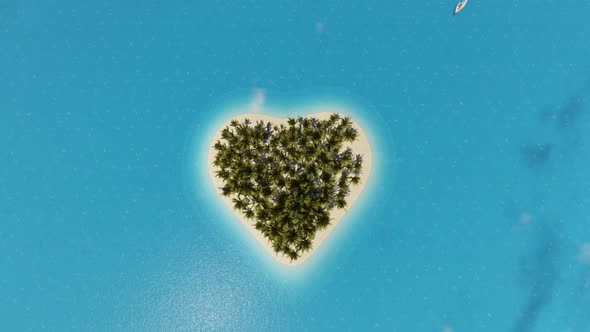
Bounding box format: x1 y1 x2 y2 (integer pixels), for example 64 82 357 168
207 110 373 266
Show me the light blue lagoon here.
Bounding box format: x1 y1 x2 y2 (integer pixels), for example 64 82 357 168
1 1 590 331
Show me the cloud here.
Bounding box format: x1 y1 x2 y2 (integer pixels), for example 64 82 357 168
519 212 533 226
577 243 590 265
248 89 265 113
315 21 325 33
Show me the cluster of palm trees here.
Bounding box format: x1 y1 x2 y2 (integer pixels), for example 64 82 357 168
212 113 363 261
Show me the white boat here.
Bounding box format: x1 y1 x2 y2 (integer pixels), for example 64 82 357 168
454 0 468 15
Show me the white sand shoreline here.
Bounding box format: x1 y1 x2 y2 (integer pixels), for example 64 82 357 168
206 110 372 266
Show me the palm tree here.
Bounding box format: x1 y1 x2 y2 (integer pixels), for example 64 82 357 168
297 237 312 252
287 249 299 261
211 113 364 261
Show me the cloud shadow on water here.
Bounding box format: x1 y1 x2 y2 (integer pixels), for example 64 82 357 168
0 2 18 30
565 249 590 331
571 268 590 330
512 221 560 332
520 143 552 169
557 96 584 132
536 80 589 150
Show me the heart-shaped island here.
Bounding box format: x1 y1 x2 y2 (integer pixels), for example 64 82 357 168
208 111 372 265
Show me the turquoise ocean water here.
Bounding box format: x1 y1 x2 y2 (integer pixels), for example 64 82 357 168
2 1 590 331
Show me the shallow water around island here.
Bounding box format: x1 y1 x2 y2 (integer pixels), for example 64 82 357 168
2 1 590 331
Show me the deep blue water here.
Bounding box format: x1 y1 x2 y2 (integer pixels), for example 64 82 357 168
2 1 590 331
